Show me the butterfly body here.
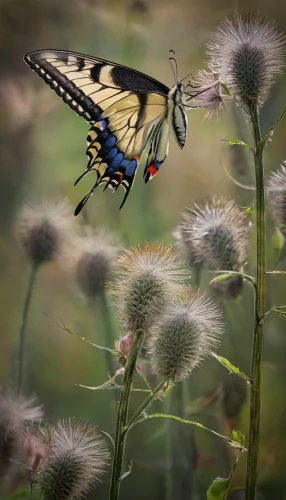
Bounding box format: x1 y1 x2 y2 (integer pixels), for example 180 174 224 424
24 50 189 212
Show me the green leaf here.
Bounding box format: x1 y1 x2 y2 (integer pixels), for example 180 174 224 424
128 413 247 450
229 429 246 447
207 477 229 500
99 430 115 449
44 313 117 354
243 206 256 215
263 105 286 144
274 308 286 318
212 353 250 383
227 138 252 150
210 270 256 290
210 273 233 284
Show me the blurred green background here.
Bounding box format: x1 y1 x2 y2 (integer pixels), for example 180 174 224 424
1 0 286 498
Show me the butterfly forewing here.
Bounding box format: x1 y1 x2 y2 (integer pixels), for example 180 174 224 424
24 49 171 210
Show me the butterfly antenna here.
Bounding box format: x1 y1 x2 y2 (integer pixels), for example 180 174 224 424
169 49 178 83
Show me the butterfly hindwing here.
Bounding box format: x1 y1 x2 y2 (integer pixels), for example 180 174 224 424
24 49 171 210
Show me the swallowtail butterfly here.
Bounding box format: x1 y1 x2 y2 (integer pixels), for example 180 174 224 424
24 50 198 214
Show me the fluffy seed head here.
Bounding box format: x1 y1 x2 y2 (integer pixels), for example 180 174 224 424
181 198 249 271
208 16 286 107
0 388 43 476
66 227 121 298
16 200 75 265
111 243 187 333
149 287 223 381
35 419 109 500
267 162 286 229
193 66 226 119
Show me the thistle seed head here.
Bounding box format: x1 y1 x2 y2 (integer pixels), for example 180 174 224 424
208 16 286 107
66 226 121 298
111 243 187 333
0 388 43 476
149 287 223 382
35 419 109 500
181 198 249 271
16 199 75 265
193 66 226 119
267 162 286 229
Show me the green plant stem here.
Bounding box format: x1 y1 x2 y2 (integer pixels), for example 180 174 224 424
109 329 145 500
15 263 38 394
127 376 168 430
246 104 266 500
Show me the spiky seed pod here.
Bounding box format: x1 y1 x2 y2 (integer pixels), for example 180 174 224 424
193 66 226 119
267 162 286 229
111 243 187 333
149 287 223 382
16 200 75 265
207 16 286 107
0 388 43 476
182 198 249 272
222 375 248 419
35 419 109 500
66 227 121 298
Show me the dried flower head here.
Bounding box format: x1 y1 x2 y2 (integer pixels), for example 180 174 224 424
23 426 50 482
149 287 223 381
193 66 226 119
66 227 120 298
111 243 187 333
17 200 75 265
35 419 109 500
0 388 43 476
208 16 286 107
182 198 249 271
267 162 286 229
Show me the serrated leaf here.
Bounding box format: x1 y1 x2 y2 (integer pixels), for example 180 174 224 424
212 353 250 382
227 138 252 150
207 477 229 500
119 461 132 482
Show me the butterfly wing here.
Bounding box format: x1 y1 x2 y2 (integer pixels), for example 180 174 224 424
24 50 170 211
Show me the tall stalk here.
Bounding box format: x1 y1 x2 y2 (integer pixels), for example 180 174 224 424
15 263 38 394
246 104 266 499
109 329 145 500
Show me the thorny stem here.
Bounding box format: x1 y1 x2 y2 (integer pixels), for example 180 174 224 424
15 264 38 394
246 104 266 500
109 329 145 500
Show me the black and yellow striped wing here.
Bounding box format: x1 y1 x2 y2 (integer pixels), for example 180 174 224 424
24 50 170 212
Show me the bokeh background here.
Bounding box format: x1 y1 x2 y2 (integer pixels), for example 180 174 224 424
1 0 286 498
